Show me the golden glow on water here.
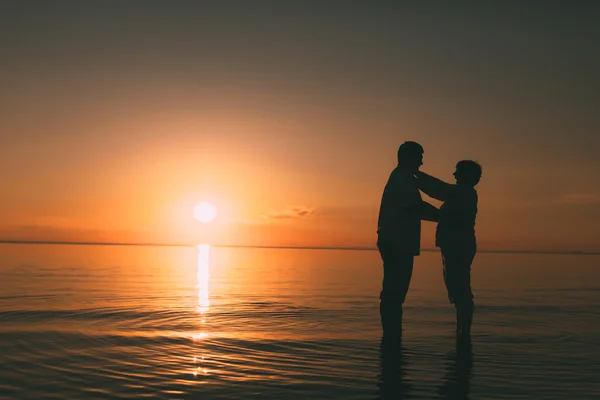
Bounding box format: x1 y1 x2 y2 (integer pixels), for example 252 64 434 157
196 244 210 315
192 244 211 376
2 244 600 398
191 332 209 340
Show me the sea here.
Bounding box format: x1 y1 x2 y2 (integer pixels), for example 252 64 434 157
0 243 598 399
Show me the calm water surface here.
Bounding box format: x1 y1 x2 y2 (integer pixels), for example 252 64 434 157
0 244 599 399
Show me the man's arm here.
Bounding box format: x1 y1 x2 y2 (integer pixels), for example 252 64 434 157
415 171 455 202
419 200 440 222
384 169 439 222
403 200 440 222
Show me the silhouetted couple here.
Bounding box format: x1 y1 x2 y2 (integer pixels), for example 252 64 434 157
377 141 482 344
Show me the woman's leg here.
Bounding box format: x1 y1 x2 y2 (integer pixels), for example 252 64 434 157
442 246 476 337
456 250 476 338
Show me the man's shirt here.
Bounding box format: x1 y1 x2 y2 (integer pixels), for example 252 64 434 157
377 167 423 255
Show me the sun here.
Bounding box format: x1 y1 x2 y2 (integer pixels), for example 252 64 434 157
193 202 218 223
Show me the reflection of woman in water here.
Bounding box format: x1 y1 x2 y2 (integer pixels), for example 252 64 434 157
438 340 473 400
416 160 482 338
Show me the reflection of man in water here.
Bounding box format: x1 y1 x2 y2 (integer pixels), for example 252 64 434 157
377 340 412 399
376 141 439 341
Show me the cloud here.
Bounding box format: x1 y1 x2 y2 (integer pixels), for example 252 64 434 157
521 193 600 208
313 206 378 220
263 206 316 220
557 193 600 205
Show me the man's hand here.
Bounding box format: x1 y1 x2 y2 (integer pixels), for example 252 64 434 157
419 200 440 222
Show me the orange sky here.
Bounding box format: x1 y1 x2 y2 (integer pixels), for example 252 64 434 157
1 3 599 252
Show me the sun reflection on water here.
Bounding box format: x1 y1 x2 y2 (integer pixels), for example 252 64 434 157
196 244 210 316
192 244 211 377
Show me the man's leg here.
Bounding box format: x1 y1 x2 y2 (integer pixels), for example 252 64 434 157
378 242 414 339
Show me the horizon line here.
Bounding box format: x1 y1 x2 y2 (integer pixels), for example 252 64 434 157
0 239 598 256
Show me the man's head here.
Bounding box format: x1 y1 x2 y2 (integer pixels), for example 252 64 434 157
454 160 482 187
397 141 424 172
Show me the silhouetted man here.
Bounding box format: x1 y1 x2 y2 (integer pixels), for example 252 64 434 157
377 141 439 341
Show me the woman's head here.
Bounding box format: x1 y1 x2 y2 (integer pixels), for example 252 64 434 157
454 160 482 187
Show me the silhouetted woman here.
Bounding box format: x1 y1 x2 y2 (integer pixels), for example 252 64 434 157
416 160 482 339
